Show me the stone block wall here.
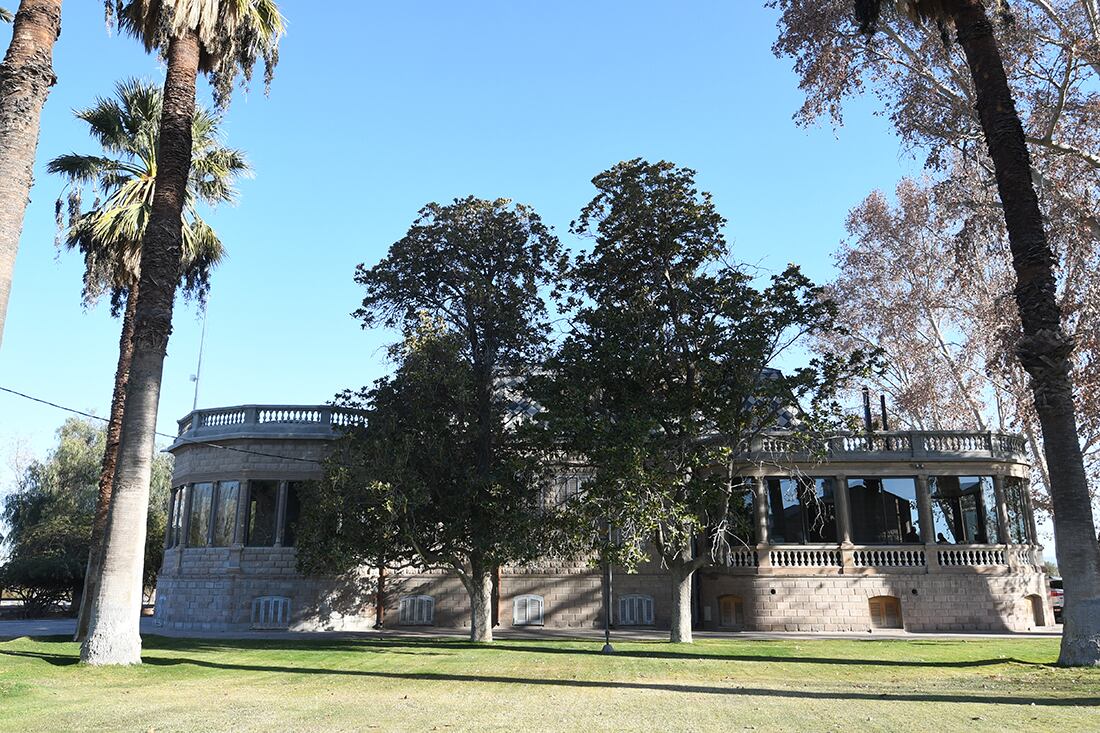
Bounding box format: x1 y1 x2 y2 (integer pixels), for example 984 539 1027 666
698 570 1051 633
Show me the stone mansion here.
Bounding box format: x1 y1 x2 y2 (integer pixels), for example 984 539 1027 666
153 404 1053 634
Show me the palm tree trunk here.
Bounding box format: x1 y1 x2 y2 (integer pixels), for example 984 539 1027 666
950 0 1100 667
0 0 61 351
80 29 199 666
74 284 138 642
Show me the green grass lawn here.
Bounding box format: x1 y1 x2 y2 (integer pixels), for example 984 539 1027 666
0 635 1097 732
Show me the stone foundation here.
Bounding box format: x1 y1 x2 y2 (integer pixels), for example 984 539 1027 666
154 547 1052 633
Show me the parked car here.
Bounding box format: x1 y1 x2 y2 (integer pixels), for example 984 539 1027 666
1050 577 1064 623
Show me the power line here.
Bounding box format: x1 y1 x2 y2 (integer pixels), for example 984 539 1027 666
0 385 324 466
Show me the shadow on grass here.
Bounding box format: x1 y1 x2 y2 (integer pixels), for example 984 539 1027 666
3 634 1053 671
154 636 1054 670
1 639 1089 707
25 651 1093 707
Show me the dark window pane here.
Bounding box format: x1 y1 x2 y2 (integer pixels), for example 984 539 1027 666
283 482 303 546
931 476 992 544
168 488 185 547
767 478 803 544
980 478 999 544
848 478 919 545
246 481 280 547
211 481 239 547
805 478 838 543
188 483 213 547
728 478 756 546
1004 478 1031 544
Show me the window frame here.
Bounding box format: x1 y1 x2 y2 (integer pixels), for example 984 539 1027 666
398 595 435 626
512 594 545 626
766 476 838 545
846 476 921 546
617 594 654 626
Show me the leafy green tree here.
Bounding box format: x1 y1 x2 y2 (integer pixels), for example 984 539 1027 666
537 160 869 643
0 0 63 351
0 418 170 617
82 1 283 666
298 197 566 643
49 77 247 642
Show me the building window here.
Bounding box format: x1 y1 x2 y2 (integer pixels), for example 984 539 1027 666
283 481 303 546
251 596 291 629
167 487 185 548
766 477 837 544
929 476 993 544
245 480 279 547
847 477 920 545
187 483 214 547
554 475 586 506
398 595 434 625
728 478 756 546
868 596 903 629
513 594 544 626
719 595 745 629
618 594 654 626
211 481 240 547
1003 478 1031 544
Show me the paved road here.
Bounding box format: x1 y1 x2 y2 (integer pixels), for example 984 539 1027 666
0 617 1063 642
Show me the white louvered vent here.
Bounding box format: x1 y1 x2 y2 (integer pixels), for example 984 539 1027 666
251 596 291 629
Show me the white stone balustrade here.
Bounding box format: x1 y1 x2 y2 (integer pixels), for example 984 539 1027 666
174 404 367 446
749 430 1027 461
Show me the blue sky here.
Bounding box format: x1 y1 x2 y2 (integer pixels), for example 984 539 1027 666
0 2 922 480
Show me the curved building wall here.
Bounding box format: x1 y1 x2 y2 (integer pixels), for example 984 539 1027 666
154 407 1053 633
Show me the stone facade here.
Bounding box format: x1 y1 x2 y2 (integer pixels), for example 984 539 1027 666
154 405 1054 634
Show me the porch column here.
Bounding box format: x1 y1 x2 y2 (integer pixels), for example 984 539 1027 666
274 480 289 547
915 474 934 543
752 475 769 546
992 475 1011 545
752 475 770 569
833 474 852 546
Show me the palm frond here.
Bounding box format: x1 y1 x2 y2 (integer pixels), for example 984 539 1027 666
118 0 286 108
50 75 247 310
1 7 14 23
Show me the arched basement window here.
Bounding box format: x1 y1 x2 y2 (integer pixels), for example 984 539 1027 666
868 595 903 629
513 594 544 626
1027 594 1046 627
398 595 434 626
719 595 745 629
618 594 654 626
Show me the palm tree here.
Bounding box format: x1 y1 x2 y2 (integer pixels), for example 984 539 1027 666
79 0 283 666
1 8 15 22
0 0 63 352
48 78 249 643
855 0 1100 666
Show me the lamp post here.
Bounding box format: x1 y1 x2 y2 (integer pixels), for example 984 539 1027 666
602 516 614 654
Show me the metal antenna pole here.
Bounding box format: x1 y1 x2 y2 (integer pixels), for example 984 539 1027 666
191 305 208 411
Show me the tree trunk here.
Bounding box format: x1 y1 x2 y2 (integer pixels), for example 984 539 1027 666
0 0 61 351
669 564 694 643
80 30 199 666
951 0 1100 666
465 558 494 643
74 285 138 642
